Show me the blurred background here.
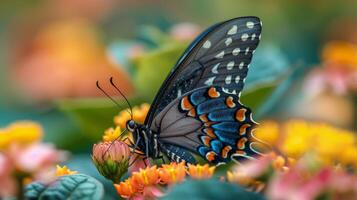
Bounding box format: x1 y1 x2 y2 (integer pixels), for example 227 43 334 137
1 0 357 199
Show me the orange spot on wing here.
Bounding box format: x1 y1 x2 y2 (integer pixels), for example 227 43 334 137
237 137 248 149
199 114 209 122
235 150 247 156
206 151 217 162
203 128 216 138
187 109 196 117
221 145 232 158
235 108 247 122
201 136 212 147
208 87 220 98
204 122 215 127
181 96 193 111
226 96 236 108
239 124 251 135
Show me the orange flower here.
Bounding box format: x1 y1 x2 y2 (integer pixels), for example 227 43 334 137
131 166 160 190
159 162 186 184
187 164 215 179
114 178 137 199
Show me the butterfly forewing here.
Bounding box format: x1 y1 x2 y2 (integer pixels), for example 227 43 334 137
143 16 262 164
145 17 262 125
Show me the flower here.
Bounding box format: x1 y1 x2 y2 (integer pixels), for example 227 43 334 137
322 41 357 69
256 120 357 168
103 126 121 142
254 120 279 146
56 165 78 176
92 140 130 182
0 121 43 150
131 166 160 189
10 143 67 173
187 164 215 179
114 178 137 199
159 162 186 184
114 103 150 129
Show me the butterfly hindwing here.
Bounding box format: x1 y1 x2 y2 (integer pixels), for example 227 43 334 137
151 86 259 164
145 17 262 126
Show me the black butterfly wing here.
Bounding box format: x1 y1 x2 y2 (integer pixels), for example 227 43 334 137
145 16 262 164
151 86 259 164
145 16 262 126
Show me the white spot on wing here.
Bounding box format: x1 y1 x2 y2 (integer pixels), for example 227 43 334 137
232 48 240 56
212 63 219 74
239 62 244 69
245 47 250 55
203 40 211 48
227 61 235 70
227 25 237 35
241 33 249 41
235 76 240 83
223 87 237 95
251 33 256 40
246 21 254 29
225 37 232 46
225 75 232 84
205 77 216 86
215 51 225 59
259 34 262 40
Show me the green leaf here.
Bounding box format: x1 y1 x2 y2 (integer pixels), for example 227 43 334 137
162 179 265 200
133 43 188 100
24 174 104 200
56 97 145 143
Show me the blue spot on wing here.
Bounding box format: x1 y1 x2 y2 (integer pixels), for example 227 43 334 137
212 122 239 133
197 98 226 115
190 89 207 106
215 130 238 146
208 109 235 122
210 140 223 154
198 146 210 157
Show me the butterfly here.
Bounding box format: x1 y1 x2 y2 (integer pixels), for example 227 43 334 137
101 16 262 165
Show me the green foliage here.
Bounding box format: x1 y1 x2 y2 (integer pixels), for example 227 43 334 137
24 174 104 200
133 42 188 99
162 179 265 200
57 97 144 143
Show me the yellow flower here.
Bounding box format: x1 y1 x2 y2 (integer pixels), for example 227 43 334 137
322 41 357 68
56 165 78 176
0 121 43 150
114 103 150 129
103 126 122 142
254 120 279 146
159 162 186 184
187 164 215 179
259 119 357 168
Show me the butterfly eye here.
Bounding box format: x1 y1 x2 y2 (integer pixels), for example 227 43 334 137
127 120 136 132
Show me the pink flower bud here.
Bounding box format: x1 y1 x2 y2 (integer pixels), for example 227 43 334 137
92 141 130 183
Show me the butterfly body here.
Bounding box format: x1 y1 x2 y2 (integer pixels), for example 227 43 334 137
128 16 262 164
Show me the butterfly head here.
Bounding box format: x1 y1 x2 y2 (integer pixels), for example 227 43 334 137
126 120 137 132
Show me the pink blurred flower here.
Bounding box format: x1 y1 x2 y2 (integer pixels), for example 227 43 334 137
9 143 67 173
0 154 17 197
129 156 151 173
304 67 350 96
267 165 357 200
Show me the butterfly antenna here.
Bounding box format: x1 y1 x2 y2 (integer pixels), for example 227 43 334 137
109 77 133 119
96 81 130 116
